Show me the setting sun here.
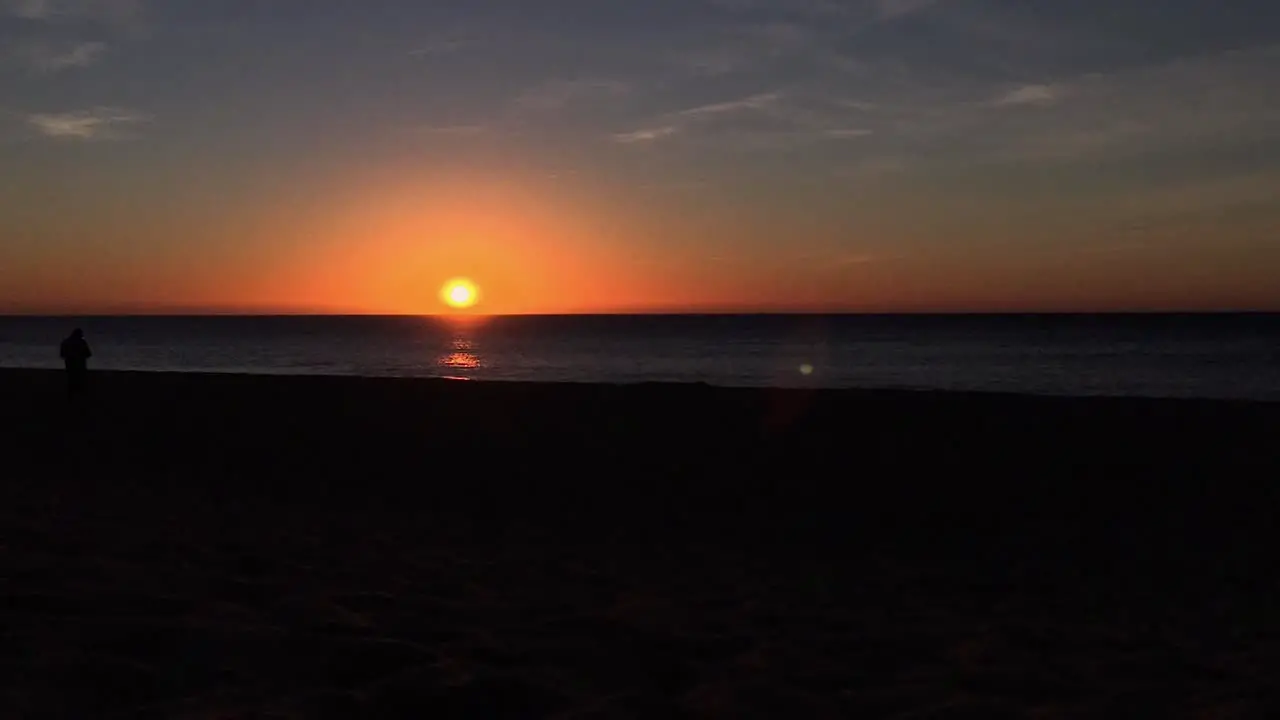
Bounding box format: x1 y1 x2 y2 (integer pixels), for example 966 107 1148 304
441 278 479 310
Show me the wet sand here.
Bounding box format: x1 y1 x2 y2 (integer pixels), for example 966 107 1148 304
2 369 1279 718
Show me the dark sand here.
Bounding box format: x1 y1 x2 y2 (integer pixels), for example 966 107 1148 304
2 369 1279 718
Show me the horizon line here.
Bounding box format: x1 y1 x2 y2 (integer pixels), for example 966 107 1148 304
3 309 1278 318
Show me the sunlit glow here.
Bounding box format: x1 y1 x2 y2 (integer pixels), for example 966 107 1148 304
799 363 814 376
440 336 480 370
439 351 476 369
441 278 479 310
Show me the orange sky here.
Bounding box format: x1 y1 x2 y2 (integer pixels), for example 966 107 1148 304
2 1 1279 314
4 156 1278 315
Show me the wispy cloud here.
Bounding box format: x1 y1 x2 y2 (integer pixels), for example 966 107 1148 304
10 39 106 72
614 90 878 148
665 0 956 88
676 91 781 118
4 0 141 25
824 128 873 139
614 36 1280 172
979 45 1280 162
409 38 465 58
667 17 825 80
746 43 1280 171
612 125 678 144
4 0 58 18
992 83 1061 108
4 0 146 83
27 106 147 140
612 91 782 144
514 78 630 112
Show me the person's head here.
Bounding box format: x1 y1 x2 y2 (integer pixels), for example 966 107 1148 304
70 328 83 339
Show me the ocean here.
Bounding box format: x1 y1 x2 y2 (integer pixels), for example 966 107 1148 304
1 314 1277 401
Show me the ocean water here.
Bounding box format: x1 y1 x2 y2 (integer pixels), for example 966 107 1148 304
0 314 1277 401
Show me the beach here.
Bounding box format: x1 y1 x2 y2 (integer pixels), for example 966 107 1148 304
2 369 1278 718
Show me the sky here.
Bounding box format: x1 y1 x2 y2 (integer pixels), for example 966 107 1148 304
1 0 1278 314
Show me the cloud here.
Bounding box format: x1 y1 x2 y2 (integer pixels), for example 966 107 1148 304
10 39 106 72
4 0 56 18
992 83 1061 108
672 41 1270 172
514 78 630 112
676 92 781 118
613 90 883 148
613 126 678 144
4 0 139 22
3 0 144 35
409 38 465 58
667 17 828 79
3 0 142 78
611 92 781 144
27 106 148 140
667 0 961 87
614 81 904 150
824 128 873 139
981 45 1280 162
612 39 1279 168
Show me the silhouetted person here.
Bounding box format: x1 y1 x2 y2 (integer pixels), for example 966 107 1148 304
59 328 92 399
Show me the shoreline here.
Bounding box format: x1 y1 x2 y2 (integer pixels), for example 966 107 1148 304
2 367 1276 406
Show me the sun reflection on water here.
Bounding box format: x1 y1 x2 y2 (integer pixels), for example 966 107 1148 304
443 351 480 369
438 334 481 376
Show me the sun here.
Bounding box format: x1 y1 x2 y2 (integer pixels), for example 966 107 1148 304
440 278 479 310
